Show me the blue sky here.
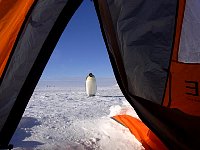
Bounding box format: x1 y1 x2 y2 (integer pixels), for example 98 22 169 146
41 1 114 80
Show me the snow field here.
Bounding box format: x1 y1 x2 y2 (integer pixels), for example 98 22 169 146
11 79 144 150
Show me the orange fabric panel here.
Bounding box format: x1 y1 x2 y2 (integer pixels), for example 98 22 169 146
171 0 186 61
0 0 35 77
164 62 200 116
113 115 168 150
163 0 184 106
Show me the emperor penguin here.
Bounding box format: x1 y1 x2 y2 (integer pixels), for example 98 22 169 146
86 73 97 96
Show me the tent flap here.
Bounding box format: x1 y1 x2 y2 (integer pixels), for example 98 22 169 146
94 0 200 149
0 0 83 146
103 0 178 104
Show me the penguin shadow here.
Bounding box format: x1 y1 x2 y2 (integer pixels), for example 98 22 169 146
10 117 44 149
99 95 124 98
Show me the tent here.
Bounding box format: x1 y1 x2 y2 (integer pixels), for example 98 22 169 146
0 0 199 149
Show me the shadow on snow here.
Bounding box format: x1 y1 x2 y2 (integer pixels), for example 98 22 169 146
100 96 124 98
11 117 43 149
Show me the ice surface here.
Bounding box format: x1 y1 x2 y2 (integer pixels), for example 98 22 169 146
11 78 144 150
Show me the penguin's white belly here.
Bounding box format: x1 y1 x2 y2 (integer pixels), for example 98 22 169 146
86 78 97 96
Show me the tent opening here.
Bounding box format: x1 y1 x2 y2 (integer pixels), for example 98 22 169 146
10 1 141 149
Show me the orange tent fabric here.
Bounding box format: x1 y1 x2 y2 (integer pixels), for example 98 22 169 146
0 0 34 77
113 115 168 150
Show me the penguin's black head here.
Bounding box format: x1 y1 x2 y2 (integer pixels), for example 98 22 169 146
89 73 94 77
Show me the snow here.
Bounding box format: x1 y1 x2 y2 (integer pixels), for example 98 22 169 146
11 78 144 150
